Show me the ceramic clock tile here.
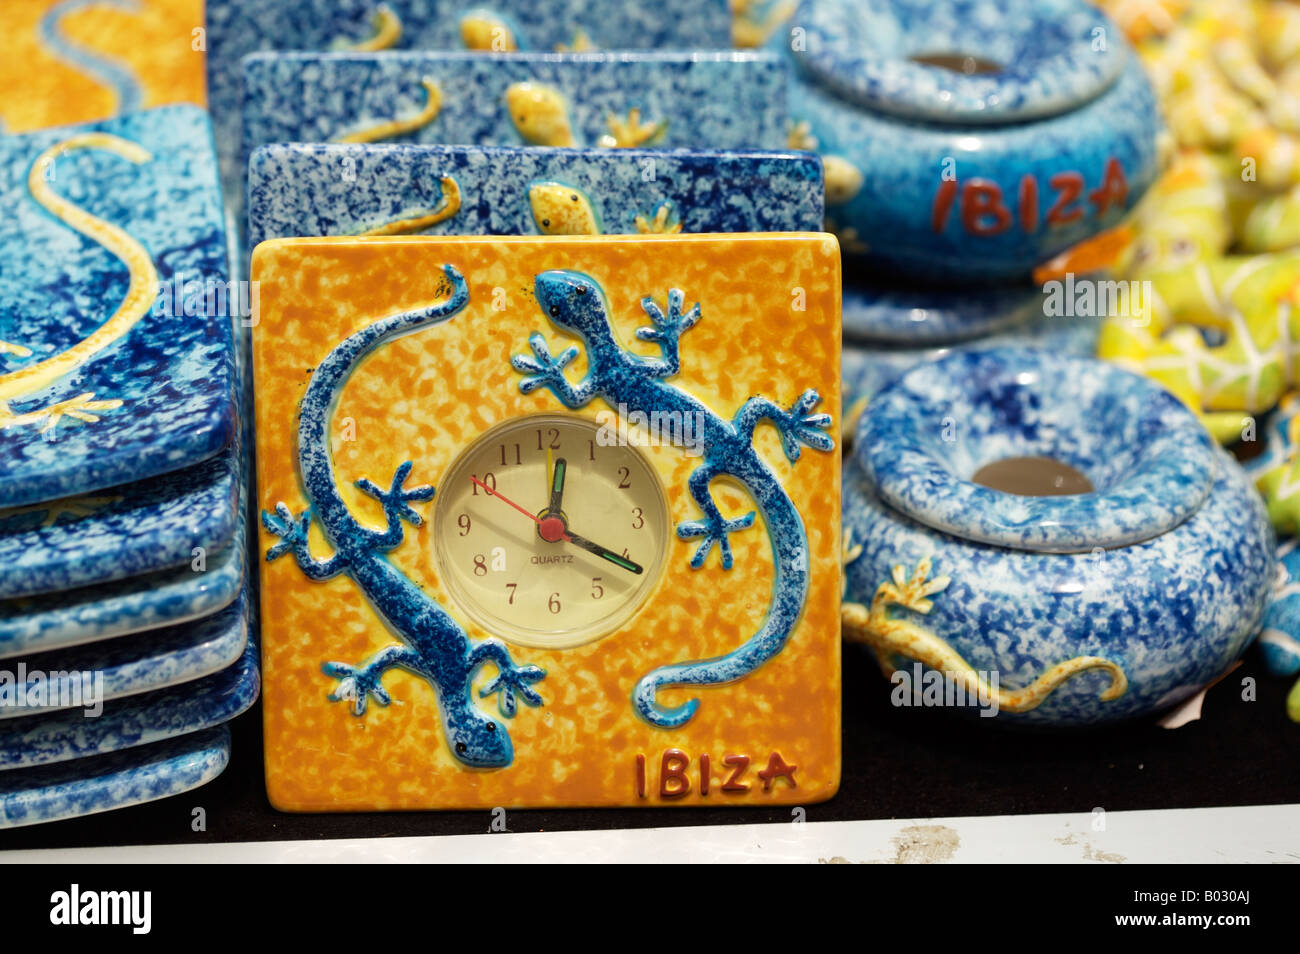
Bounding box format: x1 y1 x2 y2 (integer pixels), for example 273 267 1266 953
0 105 237 509
0 725 230 829
0 477 247 659
0 633 257 770
248 143 825 247
0 593 248 721
252 233 842 811
0 441 239 601
0 0 206 135
237 51 787 231
207 0 732 199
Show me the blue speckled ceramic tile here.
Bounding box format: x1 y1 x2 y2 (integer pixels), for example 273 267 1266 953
0 441 238 600
248 143 824 247
239 51 787 231
0 591 247 720
0 631 257 770
0 105 237 508
0 464 247 658
207 0 732 199
0 725 230 829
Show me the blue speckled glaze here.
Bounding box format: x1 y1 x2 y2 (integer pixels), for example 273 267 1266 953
841 308 1100 414
842 348 1276 725
206 0 732 202
513 269 835 726
0 441 239 600
238 51 787 231
0 725 229 829
773 0 1160 288
0 593 247 720
862 349 1217 552
796 0 1121 122
0 631 257 770
0 461 247 658
0 105 236 507
842 275 1043 343
1243 404 1300 677
261 267 545 769
247 143 824 247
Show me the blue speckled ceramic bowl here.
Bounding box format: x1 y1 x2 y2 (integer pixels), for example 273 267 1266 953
842 347 1276 726
776 0 1160 288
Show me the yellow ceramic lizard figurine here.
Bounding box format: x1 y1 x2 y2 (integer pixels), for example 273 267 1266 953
0 132 157 435
333 77 443 144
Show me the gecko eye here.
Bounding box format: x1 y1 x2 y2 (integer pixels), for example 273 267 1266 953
455 742 467 753
576 285 587 295
541 218 550 227
570 194 579 201
486 722 497 732
549 305 560 316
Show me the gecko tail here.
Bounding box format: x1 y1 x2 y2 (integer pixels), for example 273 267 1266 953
631 670 701 728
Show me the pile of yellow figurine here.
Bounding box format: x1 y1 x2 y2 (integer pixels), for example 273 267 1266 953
1096 0 1300 531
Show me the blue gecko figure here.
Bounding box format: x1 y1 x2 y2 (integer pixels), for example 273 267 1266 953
261 265 545 769
512 269 834 727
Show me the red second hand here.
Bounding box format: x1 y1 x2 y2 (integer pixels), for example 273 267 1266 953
470 476 563 533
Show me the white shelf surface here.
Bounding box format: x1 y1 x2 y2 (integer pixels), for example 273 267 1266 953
5 803 1299 863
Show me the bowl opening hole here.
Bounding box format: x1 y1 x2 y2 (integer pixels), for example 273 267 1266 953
971 455 1093 496
909 52 1004 75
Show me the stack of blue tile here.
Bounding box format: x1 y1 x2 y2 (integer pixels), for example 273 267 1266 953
0 105 257 828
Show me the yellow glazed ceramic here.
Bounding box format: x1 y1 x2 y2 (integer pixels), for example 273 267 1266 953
0 0 205 134
251 233 842 811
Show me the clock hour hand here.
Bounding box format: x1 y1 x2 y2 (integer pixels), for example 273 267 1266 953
564 529 643 575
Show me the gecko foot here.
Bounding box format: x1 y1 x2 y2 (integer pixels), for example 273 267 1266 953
677 511 757 570
773 389 836 462
637 288 699 346
472 640 546 717
322 660 393 715
356 460 435 526
511 332 580 395
261 502 311 562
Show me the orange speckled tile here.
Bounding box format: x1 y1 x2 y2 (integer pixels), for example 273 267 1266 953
0 0 205 134
251 233 842 810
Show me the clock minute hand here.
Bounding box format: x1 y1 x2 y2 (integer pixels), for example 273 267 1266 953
564 529 643 575
549 456 567 515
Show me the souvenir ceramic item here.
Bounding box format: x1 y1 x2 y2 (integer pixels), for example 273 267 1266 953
0 442 239 600
0 105 237 508
842 347 1275 726
0 633 258 770
0 0 205 134
840 312 1100 440
206 0 732 199
252 233 841 810
248 144 825 247
0 595 248 720
773 0 1161 285
0 472 246 657
237 51 787 232
0 725 230 829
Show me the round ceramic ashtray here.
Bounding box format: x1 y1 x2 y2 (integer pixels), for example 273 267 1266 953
842 347 1277 726
780 0 1161 286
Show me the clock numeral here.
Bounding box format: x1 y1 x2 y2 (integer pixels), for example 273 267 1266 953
498 443 522 466
617 466 631 489
506 582 517 605
536 427 560 451
457 514 471 536
591 577 604 599
471 472 496 495
631 507 644 530
548 592 562 614
473 554 488 576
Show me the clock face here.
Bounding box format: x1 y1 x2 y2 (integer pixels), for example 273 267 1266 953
432 414 670 649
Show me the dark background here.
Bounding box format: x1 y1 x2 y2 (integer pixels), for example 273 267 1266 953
0 643 1295 851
